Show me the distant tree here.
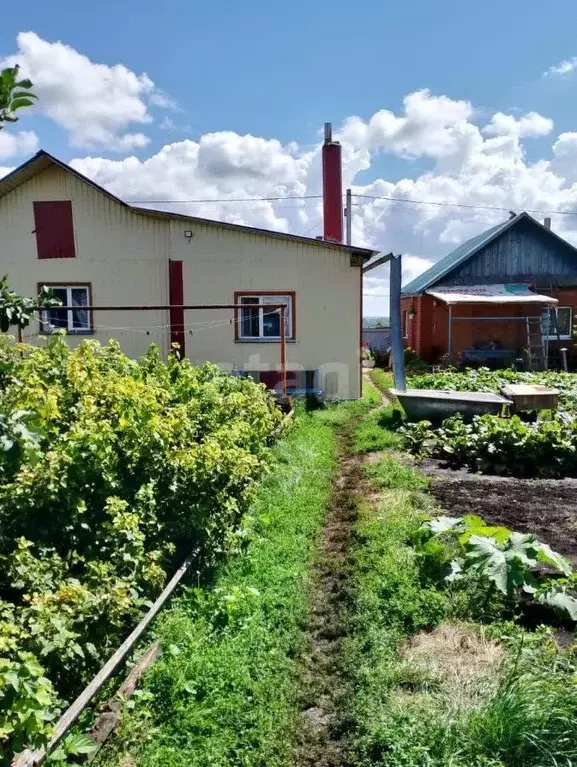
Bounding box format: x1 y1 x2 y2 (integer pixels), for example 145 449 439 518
364 317 390 329
0 66 37 129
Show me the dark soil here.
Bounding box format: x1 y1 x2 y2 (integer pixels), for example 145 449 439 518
295 418 365 767
420 459 577 564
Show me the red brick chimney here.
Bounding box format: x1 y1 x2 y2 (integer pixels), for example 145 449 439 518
322 122 343 243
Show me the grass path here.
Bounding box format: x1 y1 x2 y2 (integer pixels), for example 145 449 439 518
294 407 368 767
294 374 406 767
95 394 378 767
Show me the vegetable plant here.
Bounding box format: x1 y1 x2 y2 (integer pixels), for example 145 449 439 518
409 366 577 414
415 514 577 620
400 413 577 478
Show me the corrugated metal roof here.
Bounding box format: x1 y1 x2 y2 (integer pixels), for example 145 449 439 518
402 217 517 295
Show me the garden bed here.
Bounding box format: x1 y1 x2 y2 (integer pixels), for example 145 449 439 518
420 460 577 564
398 368 577 479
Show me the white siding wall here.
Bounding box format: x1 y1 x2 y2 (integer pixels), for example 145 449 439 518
167 221 361 397
0 165 361 398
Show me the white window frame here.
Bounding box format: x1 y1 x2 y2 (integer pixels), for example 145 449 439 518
403 309 410 340
238 294 294 341
544 306 572 340
40 284 92 334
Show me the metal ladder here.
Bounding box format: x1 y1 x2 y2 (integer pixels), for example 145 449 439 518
525 315 547 370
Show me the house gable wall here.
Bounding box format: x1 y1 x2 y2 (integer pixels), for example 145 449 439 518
0 164 170 355
439 218 577 287
0 164 361 397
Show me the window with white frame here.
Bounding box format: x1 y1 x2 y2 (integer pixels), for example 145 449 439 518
544 306 572 339
403 309 410 340
40 285 92 334
237 294 294 340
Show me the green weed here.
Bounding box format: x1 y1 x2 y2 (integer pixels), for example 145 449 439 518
353 383 404 453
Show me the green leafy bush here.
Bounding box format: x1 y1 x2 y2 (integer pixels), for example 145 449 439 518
0 336 281 762
400 413 577 478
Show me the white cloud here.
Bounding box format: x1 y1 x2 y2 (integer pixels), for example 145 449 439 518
0 32 175 150
482 111 553 138
551 132 577 183
340 89 475 161
149 91 179 110
66 90 577 306
543 57 577 77
71 132 312 233
5 75 577 314
0 129 38 159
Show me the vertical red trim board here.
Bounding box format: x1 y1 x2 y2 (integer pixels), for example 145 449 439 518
359 266 363 397
168 260 185 357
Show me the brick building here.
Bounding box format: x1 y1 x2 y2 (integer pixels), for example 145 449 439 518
401 212 577 368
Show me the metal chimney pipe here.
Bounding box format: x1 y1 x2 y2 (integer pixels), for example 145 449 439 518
544 217 552 230
322 122 343 243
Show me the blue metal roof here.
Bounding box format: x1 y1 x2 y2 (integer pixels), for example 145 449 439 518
402 217 516 295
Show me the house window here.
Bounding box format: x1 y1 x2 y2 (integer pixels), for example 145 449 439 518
33 201 76 259
39 284 92 334
403 309 410 340
235 293 294 340
544 306 572 339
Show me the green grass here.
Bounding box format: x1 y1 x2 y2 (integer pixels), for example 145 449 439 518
96 400 365 767
369 367 394 394
353 380 404 453
363 455 428 492
95 381 577 767
344 400 577 767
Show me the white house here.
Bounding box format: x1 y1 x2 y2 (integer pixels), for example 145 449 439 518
0 137 375 398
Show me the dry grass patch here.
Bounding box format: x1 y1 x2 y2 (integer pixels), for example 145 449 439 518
397 623 503 711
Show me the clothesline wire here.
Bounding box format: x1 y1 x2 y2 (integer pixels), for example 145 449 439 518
28 308 287 336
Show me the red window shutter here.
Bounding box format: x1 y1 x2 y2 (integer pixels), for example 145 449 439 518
33 201 76 259
168 260 185 357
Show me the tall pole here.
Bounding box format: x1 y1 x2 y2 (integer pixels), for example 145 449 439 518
280 305 287 397
447 304 453 363
345 187 352 246
389 254 406 391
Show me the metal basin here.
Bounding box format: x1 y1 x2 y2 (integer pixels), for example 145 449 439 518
390 388 512 423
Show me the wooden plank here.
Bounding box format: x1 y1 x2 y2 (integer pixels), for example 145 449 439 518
500 384 559 411
13 556 193 767
86 641 161 762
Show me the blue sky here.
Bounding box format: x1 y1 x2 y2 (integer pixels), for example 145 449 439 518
3 1 577 314
4 0 577 162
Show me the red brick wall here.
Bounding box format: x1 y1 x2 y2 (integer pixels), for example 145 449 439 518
406 287 577 364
